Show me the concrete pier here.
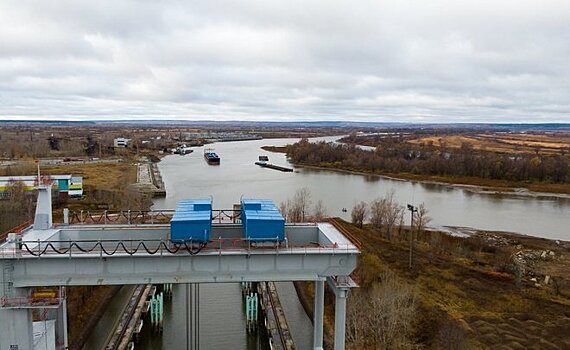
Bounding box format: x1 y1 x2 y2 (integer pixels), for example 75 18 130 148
135 163 166 197
259 281 295 350
105 284 153 350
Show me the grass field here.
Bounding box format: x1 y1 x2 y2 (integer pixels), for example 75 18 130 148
332 219 570 349
43 162 136 192
408 132 570 155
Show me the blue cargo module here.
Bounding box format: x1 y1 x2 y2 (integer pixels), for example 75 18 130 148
241 199 285 242
170 199 212 243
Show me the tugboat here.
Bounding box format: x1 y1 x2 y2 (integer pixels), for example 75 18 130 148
175 144 193 155
204 148 220 165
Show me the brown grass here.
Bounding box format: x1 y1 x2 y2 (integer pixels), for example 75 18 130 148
409 133 570 155
329 219 570 349
42 162 136 191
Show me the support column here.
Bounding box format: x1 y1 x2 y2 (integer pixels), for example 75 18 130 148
0 288 34 350
313 280 325 350
56 293 69 349
333 288 348 350
34 185 53 230
63 208 69 225
327 276 356 350
46 288 65 349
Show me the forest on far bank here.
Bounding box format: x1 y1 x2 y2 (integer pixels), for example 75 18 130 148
286 136 570 188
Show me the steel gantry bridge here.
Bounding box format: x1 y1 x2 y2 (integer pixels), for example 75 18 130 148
0 186 359 350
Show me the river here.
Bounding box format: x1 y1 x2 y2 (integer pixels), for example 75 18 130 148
152 137 570 240
135 136 569 350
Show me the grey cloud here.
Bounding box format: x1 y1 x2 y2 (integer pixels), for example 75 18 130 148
0 0 569 122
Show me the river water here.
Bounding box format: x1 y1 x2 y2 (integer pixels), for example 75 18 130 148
152 137 570 240
136 136 569 350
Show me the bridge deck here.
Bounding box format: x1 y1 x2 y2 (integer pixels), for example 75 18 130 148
1 222 359 287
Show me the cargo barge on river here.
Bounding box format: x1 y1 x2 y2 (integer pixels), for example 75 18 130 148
204 148 220 165
255 162 293 172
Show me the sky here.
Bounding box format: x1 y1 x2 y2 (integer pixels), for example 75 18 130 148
0 0 569 123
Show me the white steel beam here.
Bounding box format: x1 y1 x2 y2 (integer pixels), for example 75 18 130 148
327 276 357 350
313 279 325 350
11 252 357 287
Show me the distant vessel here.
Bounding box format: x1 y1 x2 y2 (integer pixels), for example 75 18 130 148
175 145 193 155
254 162 293 172
204 148 220 165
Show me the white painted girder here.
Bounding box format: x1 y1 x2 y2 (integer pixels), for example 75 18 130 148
11 251 358 287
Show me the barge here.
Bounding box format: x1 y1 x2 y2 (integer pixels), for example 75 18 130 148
254 162 293 172
204 148 220 165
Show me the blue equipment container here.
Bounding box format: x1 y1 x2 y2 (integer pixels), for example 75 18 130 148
241 199 285 241
170 199 212 243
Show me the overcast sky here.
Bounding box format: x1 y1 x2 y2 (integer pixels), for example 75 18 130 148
1 0 569 122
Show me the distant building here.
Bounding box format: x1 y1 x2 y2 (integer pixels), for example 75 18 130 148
0 175 83 199
113 138 130 148
68 177 83 197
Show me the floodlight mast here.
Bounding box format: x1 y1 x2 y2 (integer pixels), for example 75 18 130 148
407 204 418 269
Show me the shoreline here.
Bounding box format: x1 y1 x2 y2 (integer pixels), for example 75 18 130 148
292 163 570 200
260 143 570 199
428 225 570 246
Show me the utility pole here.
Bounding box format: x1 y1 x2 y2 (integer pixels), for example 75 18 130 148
407 204 418 269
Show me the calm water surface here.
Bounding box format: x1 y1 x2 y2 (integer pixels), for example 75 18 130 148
154 137 570 240
138 136 570 350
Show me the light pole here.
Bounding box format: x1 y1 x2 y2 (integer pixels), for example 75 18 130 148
407 204 418 269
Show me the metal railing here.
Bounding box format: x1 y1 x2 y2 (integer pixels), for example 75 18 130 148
328 217 363 250
2 237 358 258
69 210 175 225
1 286 64 308
68 209 241 225
0 220 32 242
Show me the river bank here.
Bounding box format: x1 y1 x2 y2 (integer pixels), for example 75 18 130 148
262 144 570 197
302 219 570 349
294 164 570 200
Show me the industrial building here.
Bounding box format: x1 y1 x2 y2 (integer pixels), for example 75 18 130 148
113 137 130 148
0 175 83 199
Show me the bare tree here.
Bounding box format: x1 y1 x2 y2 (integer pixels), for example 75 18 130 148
370 197 388 229
311 200 327 222
370 191 405 240
294 187 311 222
279 202 287 220
285 188 312 222
347 268 417 348
351 201 368 228
0 180 36 231
384 194 404 241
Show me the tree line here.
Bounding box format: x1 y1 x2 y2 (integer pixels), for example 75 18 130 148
0 180 36 232
287 138 570 184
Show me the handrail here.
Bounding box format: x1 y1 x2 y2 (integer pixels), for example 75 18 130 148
0 295 61 308
68 209 241 225
328 217 363 250
5 237 357 258
0 220 33 241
